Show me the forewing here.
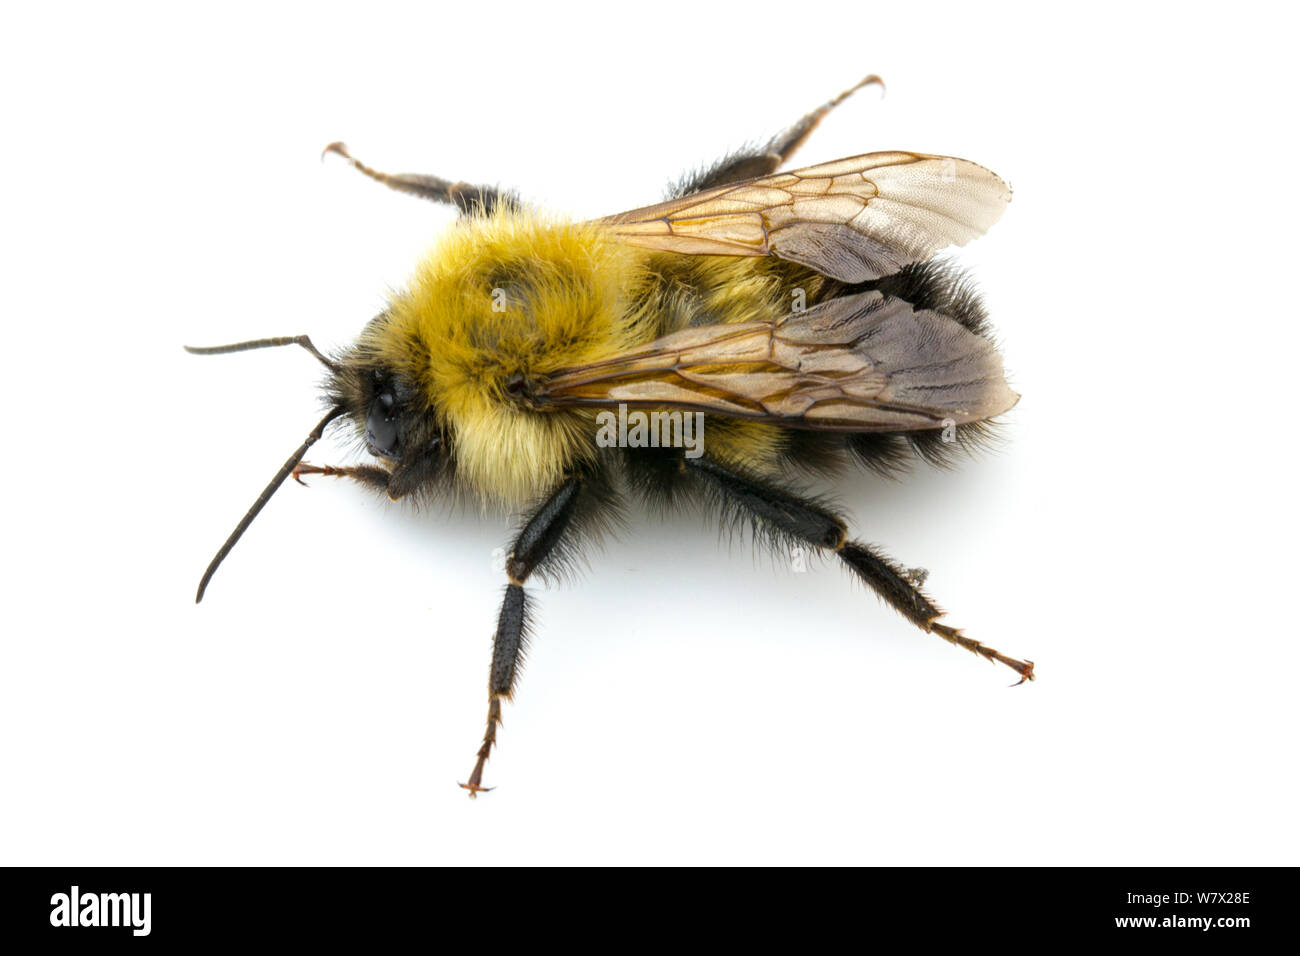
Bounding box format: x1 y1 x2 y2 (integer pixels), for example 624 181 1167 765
535 291 1018 431
598 152 1011 282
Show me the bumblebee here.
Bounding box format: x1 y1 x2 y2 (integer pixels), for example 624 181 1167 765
189 75 1032 795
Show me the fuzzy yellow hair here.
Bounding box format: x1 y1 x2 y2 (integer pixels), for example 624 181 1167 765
362 209 647 506
361 207 828 507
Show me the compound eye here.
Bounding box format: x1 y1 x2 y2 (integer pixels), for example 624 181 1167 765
365 392 400 459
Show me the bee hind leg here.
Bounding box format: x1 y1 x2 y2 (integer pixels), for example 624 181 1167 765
320 142 516 216
685 456 1034 684
673 74 883 195
764 73 885 169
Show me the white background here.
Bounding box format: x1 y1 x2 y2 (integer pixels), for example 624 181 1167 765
2 1 1296 865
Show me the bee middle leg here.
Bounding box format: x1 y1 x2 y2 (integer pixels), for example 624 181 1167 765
675 74 883 194
686 457 1035 683
321 142 514 216
460 474 588 797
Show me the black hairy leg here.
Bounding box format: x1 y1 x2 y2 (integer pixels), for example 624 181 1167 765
672 74 883 196
321 142 516 216
685 456 1035 683
460 474 589 797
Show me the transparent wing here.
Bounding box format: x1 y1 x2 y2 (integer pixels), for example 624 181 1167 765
535 291 1017 431
598 152 1011 282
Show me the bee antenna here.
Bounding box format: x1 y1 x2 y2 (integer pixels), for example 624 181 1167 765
184 335 339 372
195 406 346 603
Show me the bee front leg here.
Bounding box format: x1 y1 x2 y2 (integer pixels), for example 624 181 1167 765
321 142 516 216
686 457 1035 684
460 475 586 797
291 462 390 491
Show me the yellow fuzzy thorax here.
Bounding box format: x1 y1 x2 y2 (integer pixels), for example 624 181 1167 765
362 209 651 506
357 206 833 507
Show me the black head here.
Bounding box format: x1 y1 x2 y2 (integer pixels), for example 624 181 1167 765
327 359 450 501
184 330 450 604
